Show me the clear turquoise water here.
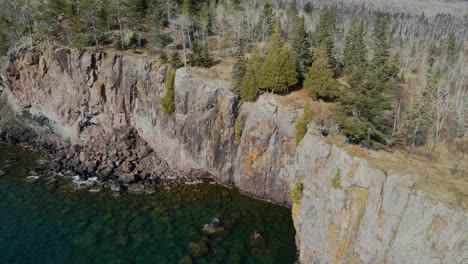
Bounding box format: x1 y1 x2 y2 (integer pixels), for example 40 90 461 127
0 145 297 264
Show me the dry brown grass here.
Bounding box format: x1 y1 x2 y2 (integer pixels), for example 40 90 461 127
330 133 468 209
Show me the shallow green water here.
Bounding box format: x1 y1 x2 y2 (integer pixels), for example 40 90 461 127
0 145 296 264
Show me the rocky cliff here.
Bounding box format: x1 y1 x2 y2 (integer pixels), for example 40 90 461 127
1 46 466 263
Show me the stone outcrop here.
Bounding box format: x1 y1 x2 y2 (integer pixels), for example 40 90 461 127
1 46 466 263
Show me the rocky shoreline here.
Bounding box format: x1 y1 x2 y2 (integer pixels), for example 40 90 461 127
0 123 204 193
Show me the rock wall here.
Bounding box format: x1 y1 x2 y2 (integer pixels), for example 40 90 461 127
1 46 466 263
292 135 467 263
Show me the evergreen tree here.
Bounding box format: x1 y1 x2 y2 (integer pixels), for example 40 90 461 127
147 0 166 51
160 50 168 64
232 38 246 92
127 0 148 31
343 17 367 77
427 43 436 68
170 51 183 68
0 16 10 56
97 0 111 32
160 67 176 114
291 15 311 80
258 20 298 93
447 32 456 63
337 64 396 144
372 12 390 69
403 68 441 147
286 0 299 37
337 13 398 145
315 7 337 73
304 3 313 14
304 44 341 101
76 0 103 47
34 0 68 42
199 2 212 39
239 61 259 102
259 2 275 41
189 41 212 67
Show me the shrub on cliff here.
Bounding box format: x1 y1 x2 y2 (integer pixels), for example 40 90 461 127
160 67 176 114
289 182 304 203
235 115 245 145
295 105 313 148
331 169 342 189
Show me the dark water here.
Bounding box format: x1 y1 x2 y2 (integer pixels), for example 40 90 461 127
0 145 296 264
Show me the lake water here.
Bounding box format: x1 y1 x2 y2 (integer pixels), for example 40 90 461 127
0 145 297 264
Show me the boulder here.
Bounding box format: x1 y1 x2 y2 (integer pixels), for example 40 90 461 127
138 146 152 159
202 218 225 234
128 183 145 193
118 173 135 184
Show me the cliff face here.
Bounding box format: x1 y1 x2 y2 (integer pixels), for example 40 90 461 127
1 47 466 263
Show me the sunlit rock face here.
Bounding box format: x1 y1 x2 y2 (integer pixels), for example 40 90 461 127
2 46 466 263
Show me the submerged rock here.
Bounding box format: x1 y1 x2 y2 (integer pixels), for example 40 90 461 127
0 169 5 176
128 183 145 193
203 218 225 234
26 176 40 181
188 240 209 258
250 231 266 249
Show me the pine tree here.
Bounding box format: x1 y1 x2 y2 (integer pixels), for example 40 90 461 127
315 7 337 73
34 0 68 42
199 2 212 40
127 0 148 31
0 16 10 56
76 0 103 47
372 12 390 69
343 17 367 77
304 44 341 101
232 38 246 92
447 32 457 63
291 15 311 80
259 2 275 41
258 20 298 93
337 13 398 145
170 51 183 68
403 68 441 147
304 3 314 14
160 50 168 64
286 0 299 37
189 41 213 67
147 0 165 51
160 67 176 114
97 0 111 31
239 61 259 102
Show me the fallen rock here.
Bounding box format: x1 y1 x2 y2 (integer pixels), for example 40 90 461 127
89 187 102 193
118 173 135 184
26 176 40 181
110 182 121 192
128 183 145 193
138 146 152 159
